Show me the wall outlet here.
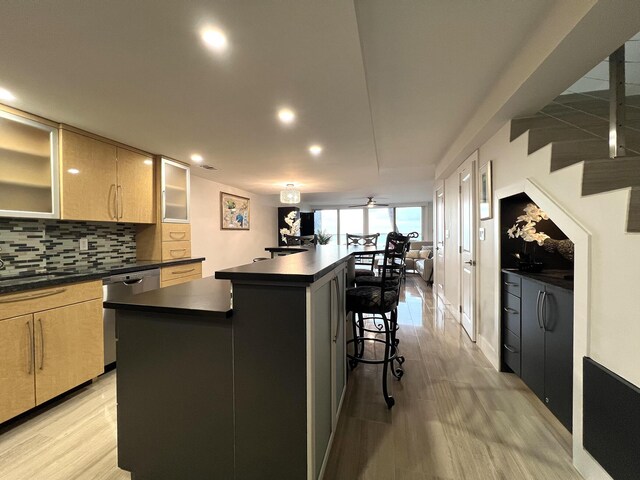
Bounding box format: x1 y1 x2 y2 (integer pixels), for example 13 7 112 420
479 228 486 241
79 238 89 251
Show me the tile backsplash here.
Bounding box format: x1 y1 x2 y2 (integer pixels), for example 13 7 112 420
0 219 136 277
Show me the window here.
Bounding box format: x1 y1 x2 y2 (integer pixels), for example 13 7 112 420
314 209 338 244
368 208 394 237
395 207 422 240
339 209 364 244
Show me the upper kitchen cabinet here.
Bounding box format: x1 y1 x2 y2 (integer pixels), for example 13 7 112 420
161 158 190 223
0 109 59 219
60 128 154 223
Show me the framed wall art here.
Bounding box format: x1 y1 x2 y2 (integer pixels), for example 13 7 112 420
479 161 493 220
220 192 250 230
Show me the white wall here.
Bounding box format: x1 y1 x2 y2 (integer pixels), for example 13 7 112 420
190 175 278 277
440 121 640 479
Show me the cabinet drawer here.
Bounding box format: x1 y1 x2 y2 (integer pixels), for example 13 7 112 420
0 280 102 321
161 262 202 282
160 273 201 288
162 223 191 242
502 329 521 376
502 292 521 336
502 272 521 297
161 241 191 260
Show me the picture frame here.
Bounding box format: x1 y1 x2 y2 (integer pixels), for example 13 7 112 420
479 161 493 220
220 192 250 230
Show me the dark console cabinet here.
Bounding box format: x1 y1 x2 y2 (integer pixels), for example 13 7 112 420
502 270 573 431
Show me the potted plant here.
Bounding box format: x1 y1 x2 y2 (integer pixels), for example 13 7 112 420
506 203 550 272
316 230 332 245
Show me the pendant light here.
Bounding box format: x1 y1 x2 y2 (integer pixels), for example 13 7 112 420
280 184 301 204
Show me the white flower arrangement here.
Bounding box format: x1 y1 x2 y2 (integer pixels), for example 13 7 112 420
507 203 550 246
280 210 301 242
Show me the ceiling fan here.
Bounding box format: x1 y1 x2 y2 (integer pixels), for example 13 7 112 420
349 196 389 208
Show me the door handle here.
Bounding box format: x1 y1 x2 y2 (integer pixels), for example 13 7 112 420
464 260 476 266
503 307 518 314
122 278 143 285
503 344 517 354
536 290 544 330
333 276 342 343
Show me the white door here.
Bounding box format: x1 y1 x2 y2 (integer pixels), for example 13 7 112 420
460 165 476 341
435 188 445 298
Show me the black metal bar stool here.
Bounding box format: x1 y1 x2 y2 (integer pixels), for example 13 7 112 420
284 234 317 246
346 231 410 408
346 233 380 278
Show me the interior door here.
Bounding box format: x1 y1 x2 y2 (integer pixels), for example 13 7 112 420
460 165 476 341
435 188 445 298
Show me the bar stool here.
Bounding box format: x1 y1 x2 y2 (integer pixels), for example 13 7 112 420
346 233 380 277
358 231 417 285
284 234 317 246
346 231 410 408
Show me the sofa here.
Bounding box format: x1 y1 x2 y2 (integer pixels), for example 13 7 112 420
405 241 434 284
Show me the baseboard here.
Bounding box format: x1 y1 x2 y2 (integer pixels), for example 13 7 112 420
574 446 613 480
477 334 500 371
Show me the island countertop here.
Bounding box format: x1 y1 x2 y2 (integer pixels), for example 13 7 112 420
104 276 232 319
215 244 375 283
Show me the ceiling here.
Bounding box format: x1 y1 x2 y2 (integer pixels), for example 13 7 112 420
0 0 557 206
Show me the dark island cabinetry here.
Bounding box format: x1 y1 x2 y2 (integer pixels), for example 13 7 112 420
501 270 573 431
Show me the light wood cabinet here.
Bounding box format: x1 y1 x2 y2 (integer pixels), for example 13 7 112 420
161 158 190 223
34 299 103 405
161 241 191 261
0 314 36 424
162 223 191 242
116 149 155 223
59 128 154 223
60 129 118 222
160 262 202 288
0 108 60 219
0 281 104 422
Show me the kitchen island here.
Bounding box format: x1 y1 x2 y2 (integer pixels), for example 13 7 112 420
105 245 371 480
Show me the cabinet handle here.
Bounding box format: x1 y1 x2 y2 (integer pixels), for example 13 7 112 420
504 281 518 287
169 231 186 240
170 249 187 257
26 321 33 374
503 344 517 354
541 291 548 331
0 288 67 303
171 268 195 275
333 276 342 342
503 307 518 314
117 185 123 220
536 290 544 330
109 184 117 219
38 318 44 370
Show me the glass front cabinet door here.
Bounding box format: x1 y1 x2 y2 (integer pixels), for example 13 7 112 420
161 158 190 223
0 110 59 218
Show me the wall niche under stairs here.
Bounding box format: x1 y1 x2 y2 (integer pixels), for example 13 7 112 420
500 192 574 271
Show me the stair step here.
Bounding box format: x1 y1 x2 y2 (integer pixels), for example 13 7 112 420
582 156 640 196
528 125 608 154
628 187 640 233
550 139 610 171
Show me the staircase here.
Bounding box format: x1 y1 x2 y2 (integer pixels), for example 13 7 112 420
510 91 640 232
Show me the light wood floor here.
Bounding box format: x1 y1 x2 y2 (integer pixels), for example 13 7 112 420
0 276 582 480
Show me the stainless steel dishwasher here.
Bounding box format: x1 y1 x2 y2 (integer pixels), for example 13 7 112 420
103 268 160 366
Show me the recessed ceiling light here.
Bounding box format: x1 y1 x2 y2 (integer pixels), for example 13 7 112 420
309 144 323 156
190 154 204 163
0 87 15 102
143 159 153 166
277 108 296 125
67 168 80 175
201 28 228 52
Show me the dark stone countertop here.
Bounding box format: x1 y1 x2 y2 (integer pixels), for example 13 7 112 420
216 245 377 283
104 276 232 319
502 268 574 291
0 257 205 295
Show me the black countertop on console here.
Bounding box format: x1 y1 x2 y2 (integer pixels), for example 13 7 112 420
104 276 232 319
502 268 574 291
216 245 373 283
0 257 205 294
